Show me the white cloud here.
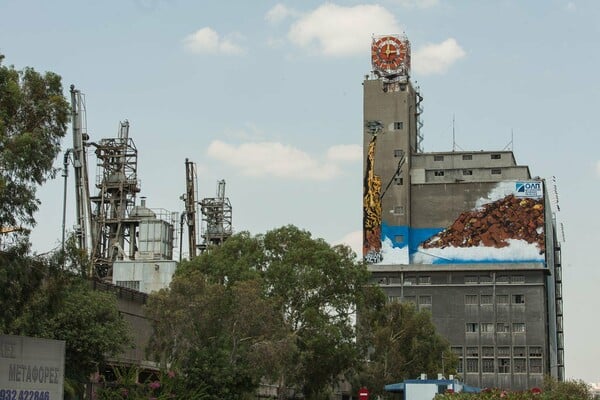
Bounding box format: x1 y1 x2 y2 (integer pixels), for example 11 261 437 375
393 0 439 8
288 3 401 56
183 27 245 55
412 38 466 75
207 140 343 180
596 160 600 178
566 2 576 12
265 4 297 24
327 144 362 162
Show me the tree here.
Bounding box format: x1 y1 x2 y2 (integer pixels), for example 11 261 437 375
260 226 371 399
0 54 69 230
171 225 373 399
356 301 457 398
0 246 131 396
146 271 291 400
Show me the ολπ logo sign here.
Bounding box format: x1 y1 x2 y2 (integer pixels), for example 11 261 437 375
515 181 542 198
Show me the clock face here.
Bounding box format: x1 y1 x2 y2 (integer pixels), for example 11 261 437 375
371 36 408 71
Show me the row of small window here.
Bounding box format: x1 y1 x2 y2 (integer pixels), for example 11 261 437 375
389 295 431 307
466 294 525 305
377 275 525 285
452 345 542 358
433 154 502 162
466 322 526 333
467 275 526 284
432 169 502 177
458 357 542 374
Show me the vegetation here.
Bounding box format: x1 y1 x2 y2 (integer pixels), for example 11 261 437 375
0 53 69 230
434 377 593 400
147 225 376 400
355 300 457 398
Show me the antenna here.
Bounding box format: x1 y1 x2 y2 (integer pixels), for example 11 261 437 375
450 115 463 151
502 129 514 151
452 114 455 152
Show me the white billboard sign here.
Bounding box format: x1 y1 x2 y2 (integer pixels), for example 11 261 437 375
0 335 65 400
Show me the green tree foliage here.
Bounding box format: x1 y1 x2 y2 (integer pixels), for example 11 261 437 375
0 245 131 392
146 271 290 400
0 54 69 229
151 225 373 400
357 301 457 398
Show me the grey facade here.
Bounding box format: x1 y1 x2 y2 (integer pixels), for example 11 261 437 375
362 72 564 390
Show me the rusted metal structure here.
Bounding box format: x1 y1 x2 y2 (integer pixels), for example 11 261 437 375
199 180 232 251
89 121 141 278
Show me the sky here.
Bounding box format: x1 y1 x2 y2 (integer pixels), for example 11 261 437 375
1 0 599 383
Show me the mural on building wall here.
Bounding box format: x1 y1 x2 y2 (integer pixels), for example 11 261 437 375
413 181 546 264
363 135 383 263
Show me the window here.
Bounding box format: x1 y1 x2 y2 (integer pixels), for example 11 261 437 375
389 277 402 284
403 296 416 304
434 155 444 161
394 234 405 244
496 323 510 333
116 280 140 291
378 277 389 285
419 295 432 306
394 177 404 185
394 149 404 157
394 121 404 130
512 323 526 333
434 170 445 177
511 275 525 284
465 275 478 284
465 294 478 305
514 358 527 373
418 276 431 285
497 347 510 357
479 275 492 284
482 358 495 373
388 296 400 302
482 347 494 357
512 294 525 304
404 276 416 286
529 346 543 357
491 154 501 160
491 168 502 175
462 154 473 160
513 347 526 357
462 169 473 176
466 359 479 373
394 206 405 215
466 323 479 333
480 295 493 305
498 358 510 373
466 347 479 357
497 275 509 283
530 358 543 373
496 295 509 304
481 323 494 333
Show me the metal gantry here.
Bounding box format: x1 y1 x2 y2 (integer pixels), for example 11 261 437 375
89 121 140 278
199 180 232 251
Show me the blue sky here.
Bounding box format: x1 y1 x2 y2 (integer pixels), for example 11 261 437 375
1 0 599 383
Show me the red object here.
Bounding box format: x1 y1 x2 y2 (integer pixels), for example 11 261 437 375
358 387 369 399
